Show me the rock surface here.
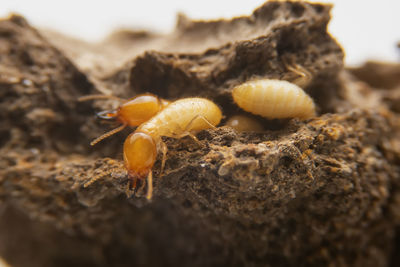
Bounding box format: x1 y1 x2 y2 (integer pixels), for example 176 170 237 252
0 1 399 267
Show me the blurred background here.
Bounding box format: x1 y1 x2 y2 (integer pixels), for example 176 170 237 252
1 0 400 66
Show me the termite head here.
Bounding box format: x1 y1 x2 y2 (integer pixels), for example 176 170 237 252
116 93 170 126
80 93 169 126
89 93 170 146
123 131 157 184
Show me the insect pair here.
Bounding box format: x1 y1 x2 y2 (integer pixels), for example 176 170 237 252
82 65 316 200
80 94 222 200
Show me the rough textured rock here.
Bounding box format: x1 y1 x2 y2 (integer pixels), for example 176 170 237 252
0 1 399 267
348 61 400 90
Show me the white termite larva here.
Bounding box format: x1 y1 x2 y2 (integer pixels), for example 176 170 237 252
232 79 316 119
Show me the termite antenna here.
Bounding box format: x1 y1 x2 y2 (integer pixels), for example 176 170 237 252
84 167 120 187
90 123 128 146
78 94 124 102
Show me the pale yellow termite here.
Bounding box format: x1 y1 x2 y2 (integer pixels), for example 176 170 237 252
225 115 264 132
232 79 316 119
85 97 222 200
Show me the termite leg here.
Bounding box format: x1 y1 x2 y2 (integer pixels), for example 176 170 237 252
138 178 146 194
165 122 199 144
184 114 217 131
172 114 217 142
182 114 217 143
90 123 128 146
287 64 312 87
130 176 137 189
159 140 168 178
283 59 312 87
186 132 199 142
146 171 153 200
169 127 200 144
168 113 217 144
125 176 137 198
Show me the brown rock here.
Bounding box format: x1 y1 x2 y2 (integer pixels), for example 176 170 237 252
0 2 399 267
348 61 400 90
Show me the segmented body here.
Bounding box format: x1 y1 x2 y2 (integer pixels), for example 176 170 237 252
137 98 222 139
232 79 315 119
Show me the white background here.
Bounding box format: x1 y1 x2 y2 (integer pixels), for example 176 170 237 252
1 0 400 65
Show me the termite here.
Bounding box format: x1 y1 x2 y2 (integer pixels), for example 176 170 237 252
85 97 222 200
225 115 264 132
232 79 316 119
79 93 170 145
